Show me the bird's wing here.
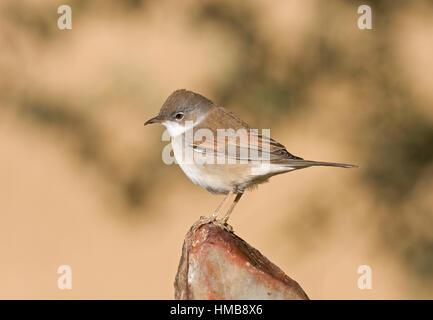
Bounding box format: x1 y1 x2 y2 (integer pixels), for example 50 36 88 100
188 105 357 168
188 130 302 162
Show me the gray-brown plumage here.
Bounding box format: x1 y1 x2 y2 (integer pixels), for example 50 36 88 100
145 89 357 226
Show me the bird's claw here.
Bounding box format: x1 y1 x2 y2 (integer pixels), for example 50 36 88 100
191 215 234 233
191 214 217 232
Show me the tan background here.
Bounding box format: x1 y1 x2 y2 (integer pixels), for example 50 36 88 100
0 0 432 299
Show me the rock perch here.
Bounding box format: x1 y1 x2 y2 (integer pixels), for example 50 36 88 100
174 222 309 300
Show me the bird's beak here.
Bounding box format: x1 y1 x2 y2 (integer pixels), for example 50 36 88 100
144 115 163 126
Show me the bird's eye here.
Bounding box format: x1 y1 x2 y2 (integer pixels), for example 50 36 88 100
175 113 184 120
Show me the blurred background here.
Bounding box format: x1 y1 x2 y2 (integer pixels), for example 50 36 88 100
0 0 432 299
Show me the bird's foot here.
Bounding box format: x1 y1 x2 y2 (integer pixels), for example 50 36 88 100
191 213 218 232
191 214 234 233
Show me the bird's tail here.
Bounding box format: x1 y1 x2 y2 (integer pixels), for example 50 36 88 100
278 159 358 169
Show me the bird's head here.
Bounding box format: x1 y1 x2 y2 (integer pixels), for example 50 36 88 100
144 89 213 136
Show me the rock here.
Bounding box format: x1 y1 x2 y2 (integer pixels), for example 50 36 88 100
174 222 309 300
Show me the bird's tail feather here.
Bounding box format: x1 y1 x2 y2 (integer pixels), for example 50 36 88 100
278 159 358 169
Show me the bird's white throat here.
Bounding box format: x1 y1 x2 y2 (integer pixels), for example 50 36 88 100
162 115 206 137
162 121 190 137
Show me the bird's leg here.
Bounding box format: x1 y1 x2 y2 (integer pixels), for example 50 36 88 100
220 193 243 225
192 193 232 231
209 192 232 220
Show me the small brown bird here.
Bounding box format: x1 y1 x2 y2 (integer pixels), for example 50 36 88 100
145 89 357 229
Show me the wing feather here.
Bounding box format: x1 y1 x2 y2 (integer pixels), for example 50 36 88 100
189 131 302 162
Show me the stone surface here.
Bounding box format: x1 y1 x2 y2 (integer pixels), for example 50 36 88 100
174 222 309 300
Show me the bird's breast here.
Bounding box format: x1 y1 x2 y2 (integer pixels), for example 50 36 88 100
171 136 233 194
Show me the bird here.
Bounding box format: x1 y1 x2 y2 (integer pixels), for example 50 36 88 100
144 89 357 230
